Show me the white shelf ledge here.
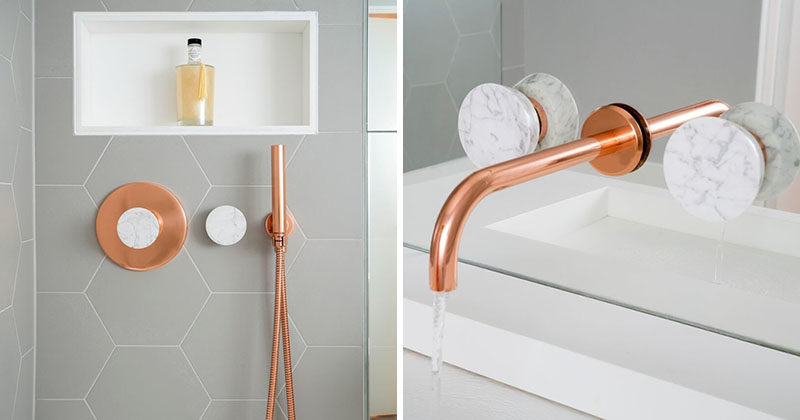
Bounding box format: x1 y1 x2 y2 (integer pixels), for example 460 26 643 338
73 12 318 136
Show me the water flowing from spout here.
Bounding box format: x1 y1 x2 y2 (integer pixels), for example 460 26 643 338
431 291 449 373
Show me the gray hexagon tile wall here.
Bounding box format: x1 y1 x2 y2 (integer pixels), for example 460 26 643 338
33 1 366 420
0 0 34 418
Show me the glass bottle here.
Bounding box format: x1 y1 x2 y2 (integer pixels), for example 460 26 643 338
176 38 215 126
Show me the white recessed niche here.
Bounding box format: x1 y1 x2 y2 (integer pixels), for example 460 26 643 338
74 12 318 135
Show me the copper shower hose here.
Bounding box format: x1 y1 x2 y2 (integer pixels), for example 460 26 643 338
266 239 296 420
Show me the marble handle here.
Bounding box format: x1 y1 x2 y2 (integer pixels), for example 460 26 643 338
117 207 161 249
457 83 540 168
664 117 765 222
205 205 247 246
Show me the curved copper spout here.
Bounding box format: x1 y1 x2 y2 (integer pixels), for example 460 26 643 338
429 100 730 292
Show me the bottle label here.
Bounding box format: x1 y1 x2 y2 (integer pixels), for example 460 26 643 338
188 45 201 63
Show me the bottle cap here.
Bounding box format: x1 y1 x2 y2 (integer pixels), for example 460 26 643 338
187 38 202 46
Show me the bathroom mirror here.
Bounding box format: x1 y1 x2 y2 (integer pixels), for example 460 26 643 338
404 2 800 417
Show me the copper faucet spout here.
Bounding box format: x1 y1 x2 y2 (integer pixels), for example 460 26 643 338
429 100 730 292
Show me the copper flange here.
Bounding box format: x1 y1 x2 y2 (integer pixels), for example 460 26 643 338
581 103 651 176
528 97 548 141
265 213 295 239
96 182 187 271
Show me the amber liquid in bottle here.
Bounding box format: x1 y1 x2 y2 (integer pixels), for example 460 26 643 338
176 39 214 126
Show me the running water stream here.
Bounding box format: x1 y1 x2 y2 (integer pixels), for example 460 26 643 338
431 291 449 418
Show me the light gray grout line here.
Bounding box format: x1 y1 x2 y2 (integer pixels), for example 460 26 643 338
182 135 213 186
83 292 117 346
10 344 23 420
288 316 307 349
19 8 31 24
305 344 363 348
198 399 211 420
36 291 83 295
36 398 86 401
34 183 82 187
212 398 267 402
291 0 301 10
184 247 212 294
442 0 462 36
7 11 19 62
276 397 288 419
0 182 11 185
83 185 98 209
82 256 106 294
460 29 493 38
9 130 20 185
21 238 34 244
21 346 33 359
0 304 10 315
291 336 307 371
82 136 113 186
11 184 23 243
10 310 20 356
10 239 22 309
286 135 305 165
179 291 211 346
115 344 179 348
185 0 196 11
85 397 100 420
188 185 211 224
19 126 31 133
302 237 363 242
98 0 109 12
84 348 116 400
0 53 10 63
180 346 213 400
211 291 275 295
502 64 525 71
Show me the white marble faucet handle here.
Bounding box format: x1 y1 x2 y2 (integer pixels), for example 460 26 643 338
458 83 540 168
721 102 800 201
206 205 247 246
514 73 580 151
117 207 161 249
664 117 765 222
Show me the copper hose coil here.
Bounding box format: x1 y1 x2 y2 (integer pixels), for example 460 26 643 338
266 242 296 420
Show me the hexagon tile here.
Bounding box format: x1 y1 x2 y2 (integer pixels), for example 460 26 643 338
404 0 458 85
404 84 456 171
185 186 306 292
182 293 306 399
287 240 364 346
87 347 209 420
85 136 210 216
35 186 104 292
36 294 114 399
87 250 209 345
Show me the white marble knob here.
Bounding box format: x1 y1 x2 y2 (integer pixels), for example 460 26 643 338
514 73 579 151
721 102 800 200
664 117 764 222
458 83 540 168
205 205 247 246
117 207 161 249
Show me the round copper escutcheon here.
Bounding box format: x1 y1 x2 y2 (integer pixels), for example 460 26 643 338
581 104 648 176
265 213 295 239
96 182 187 271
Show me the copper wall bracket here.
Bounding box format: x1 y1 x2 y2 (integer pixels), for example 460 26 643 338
96 182 187 271
265 213 295 239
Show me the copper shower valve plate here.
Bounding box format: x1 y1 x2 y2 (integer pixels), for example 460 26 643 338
265 213 295 238
582 104 650 176
96 182 187 271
